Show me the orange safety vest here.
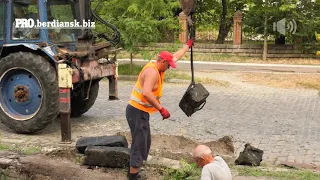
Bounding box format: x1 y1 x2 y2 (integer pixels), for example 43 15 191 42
129 62 164 114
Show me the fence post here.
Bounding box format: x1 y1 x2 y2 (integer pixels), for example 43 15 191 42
179 12 188 43
233 10 243 45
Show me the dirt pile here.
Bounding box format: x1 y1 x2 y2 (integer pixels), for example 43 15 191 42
117 132 235 163
0 134 234 180
0 150 127 180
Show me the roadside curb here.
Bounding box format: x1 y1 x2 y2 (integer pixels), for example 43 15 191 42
117 75 137 81
117 59 320 73
116 75 190 84
118 59 320 68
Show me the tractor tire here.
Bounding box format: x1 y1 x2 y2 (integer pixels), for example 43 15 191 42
0 52 59 133
71 80 100 117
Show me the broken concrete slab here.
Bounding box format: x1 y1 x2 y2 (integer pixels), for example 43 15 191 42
280 161 320 172
146 155 182 170
76 135 128 154
83 146 130 168
235 143 263 166
0 158 14 169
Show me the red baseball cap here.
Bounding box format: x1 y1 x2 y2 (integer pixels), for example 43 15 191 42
158 51 176 68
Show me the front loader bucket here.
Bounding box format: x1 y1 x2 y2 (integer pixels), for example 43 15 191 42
179 0 197 16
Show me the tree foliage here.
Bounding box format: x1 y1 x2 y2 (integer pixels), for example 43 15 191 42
90 0 319 49
195 0 319 46
243 0 320 47
92 0 180 55
195 0 251 44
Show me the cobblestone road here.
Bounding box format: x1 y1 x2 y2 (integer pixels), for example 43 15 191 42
0 72 320 167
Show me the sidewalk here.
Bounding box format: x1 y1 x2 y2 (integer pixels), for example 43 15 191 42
118 59 320 73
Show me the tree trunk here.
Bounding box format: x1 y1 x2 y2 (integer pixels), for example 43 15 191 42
262 1 268 61
216 0 232 44
130 52 133 72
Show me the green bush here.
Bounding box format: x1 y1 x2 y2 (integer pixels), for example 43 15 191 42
163 161 201 180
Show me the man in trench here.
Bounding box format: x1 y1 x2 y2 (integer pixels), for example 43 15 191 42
193 145 232 180
126 38 194 180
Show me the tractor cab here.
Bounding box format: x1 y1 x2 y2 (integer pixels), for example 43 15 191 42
10 0 40 41
6 0 79 45
46 0 78 44
0 0 5 53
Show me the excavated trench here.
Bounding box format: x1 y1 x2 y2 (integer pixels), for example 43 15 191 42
117 132 235 164
0 134 235 180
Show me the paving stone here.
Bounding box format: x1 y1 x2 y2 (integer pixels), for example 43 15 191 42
0 72 320 167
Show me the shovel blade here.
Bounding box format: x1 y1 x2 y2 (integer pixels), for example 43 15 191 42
179 0 197 16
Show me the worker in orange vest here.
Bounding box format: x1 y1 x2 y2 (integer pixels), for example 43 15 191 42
126 38 194 180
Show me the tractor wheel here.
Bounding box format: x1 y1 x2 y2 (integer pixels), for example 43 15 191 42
0 52 59 133
71 80 100 117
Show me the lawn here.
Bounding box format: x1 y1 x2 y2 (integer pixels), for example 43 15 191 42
117 50 320 65
239 72 320 91
117 63 230 87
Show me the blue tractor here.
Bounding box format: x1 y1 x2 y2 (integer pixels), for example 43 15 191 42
0 0 121 133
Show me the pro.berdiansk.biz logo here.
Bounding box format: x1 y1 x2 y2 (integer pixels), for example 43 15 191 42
14 18 95 29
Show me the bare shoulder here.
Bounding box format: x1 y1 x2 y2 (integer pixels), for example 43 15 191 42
140 67 158 86
141 67 158 79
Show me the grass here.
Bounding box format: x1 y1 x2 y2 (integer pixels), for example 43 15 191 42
233 165 320 180
0 144 10 151
162 160 320 180
118 63 320 90
117 63 230 87
117 50 320 65
163 161 201 180
118 63 144 76
0 169 8 180
22 146 42 155
0 142 41 155
239 73 320 90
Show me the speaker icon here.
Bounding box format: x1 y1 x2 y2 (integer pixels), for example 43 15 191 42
273 18 297 35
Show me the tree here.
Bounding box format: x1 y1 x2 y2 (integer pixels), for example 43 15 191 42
195 0 250 44
243 0 319 47
243 0 300 60
92 0 180 71
291 0 320 52
262 0 269 60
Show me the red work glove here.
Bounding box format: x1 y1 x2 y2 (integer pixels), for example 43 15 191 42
186 38 194 48
159 107 170 120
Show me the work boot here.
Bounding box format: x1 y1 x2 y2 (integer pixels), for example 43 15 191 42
127 167 147 180
128 172 147 180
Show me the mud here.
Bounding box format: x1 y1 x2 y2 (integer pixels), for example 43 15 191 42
0 149 163 180
117 132 235 163
0 134 235 179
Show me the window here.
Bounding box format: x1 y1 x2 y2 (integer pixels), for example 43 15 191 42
11 0 39 40
0 2 4 40
47 0 77 43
